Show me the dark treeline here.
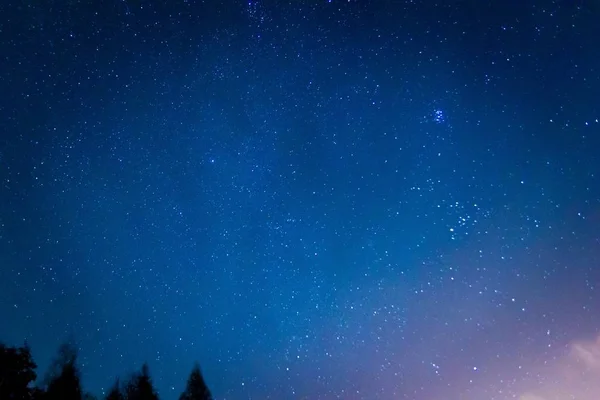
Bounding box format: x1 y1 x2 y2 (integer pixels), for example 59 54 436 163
0 341 212 400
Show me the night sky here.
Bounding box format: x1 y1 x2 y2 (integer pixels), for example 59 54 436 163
1 1 600 399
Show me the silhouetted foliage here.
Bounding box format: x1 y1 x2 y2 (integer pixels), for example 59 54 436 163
124 364 159 400
0 340 216 400
0 342 37 400
44 341 82 400
105 378 124 400
31 387 45 400
179 363 212 400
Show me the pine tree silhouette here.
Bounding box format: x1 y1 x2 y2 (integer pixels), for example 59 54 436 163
179 363 212 400
124 364 159 400
105 378 124 400
0 342 37 399
0 340 220 400
31 387 45 400
44 341 83 400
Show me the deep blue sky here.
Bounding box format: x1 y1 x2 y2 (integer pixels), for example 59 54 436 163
1 1 599 399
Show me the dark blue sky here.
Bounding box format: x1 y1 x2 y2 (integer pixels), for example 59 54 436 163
1 1 600 399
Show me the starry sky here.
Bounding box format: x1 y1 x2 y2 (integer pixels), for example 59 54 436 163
1 1 600 399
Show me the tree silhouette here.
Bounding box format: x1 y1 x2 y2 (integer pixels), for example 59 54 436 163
0 342 37 399
124 364 159 400
179 363 212 400
31 387 45 400
44 341 82 400
0 340 220 400
105 378 124 400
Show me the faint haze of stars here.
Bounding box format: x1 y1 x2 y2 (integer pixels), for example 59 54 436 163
0 0 599 399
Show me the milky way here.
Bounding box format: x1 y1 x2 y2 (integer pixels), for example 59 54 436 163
1 1 599 399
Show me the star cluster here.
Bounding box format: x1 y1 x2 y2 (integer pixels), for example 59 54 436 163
1 1 599 399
